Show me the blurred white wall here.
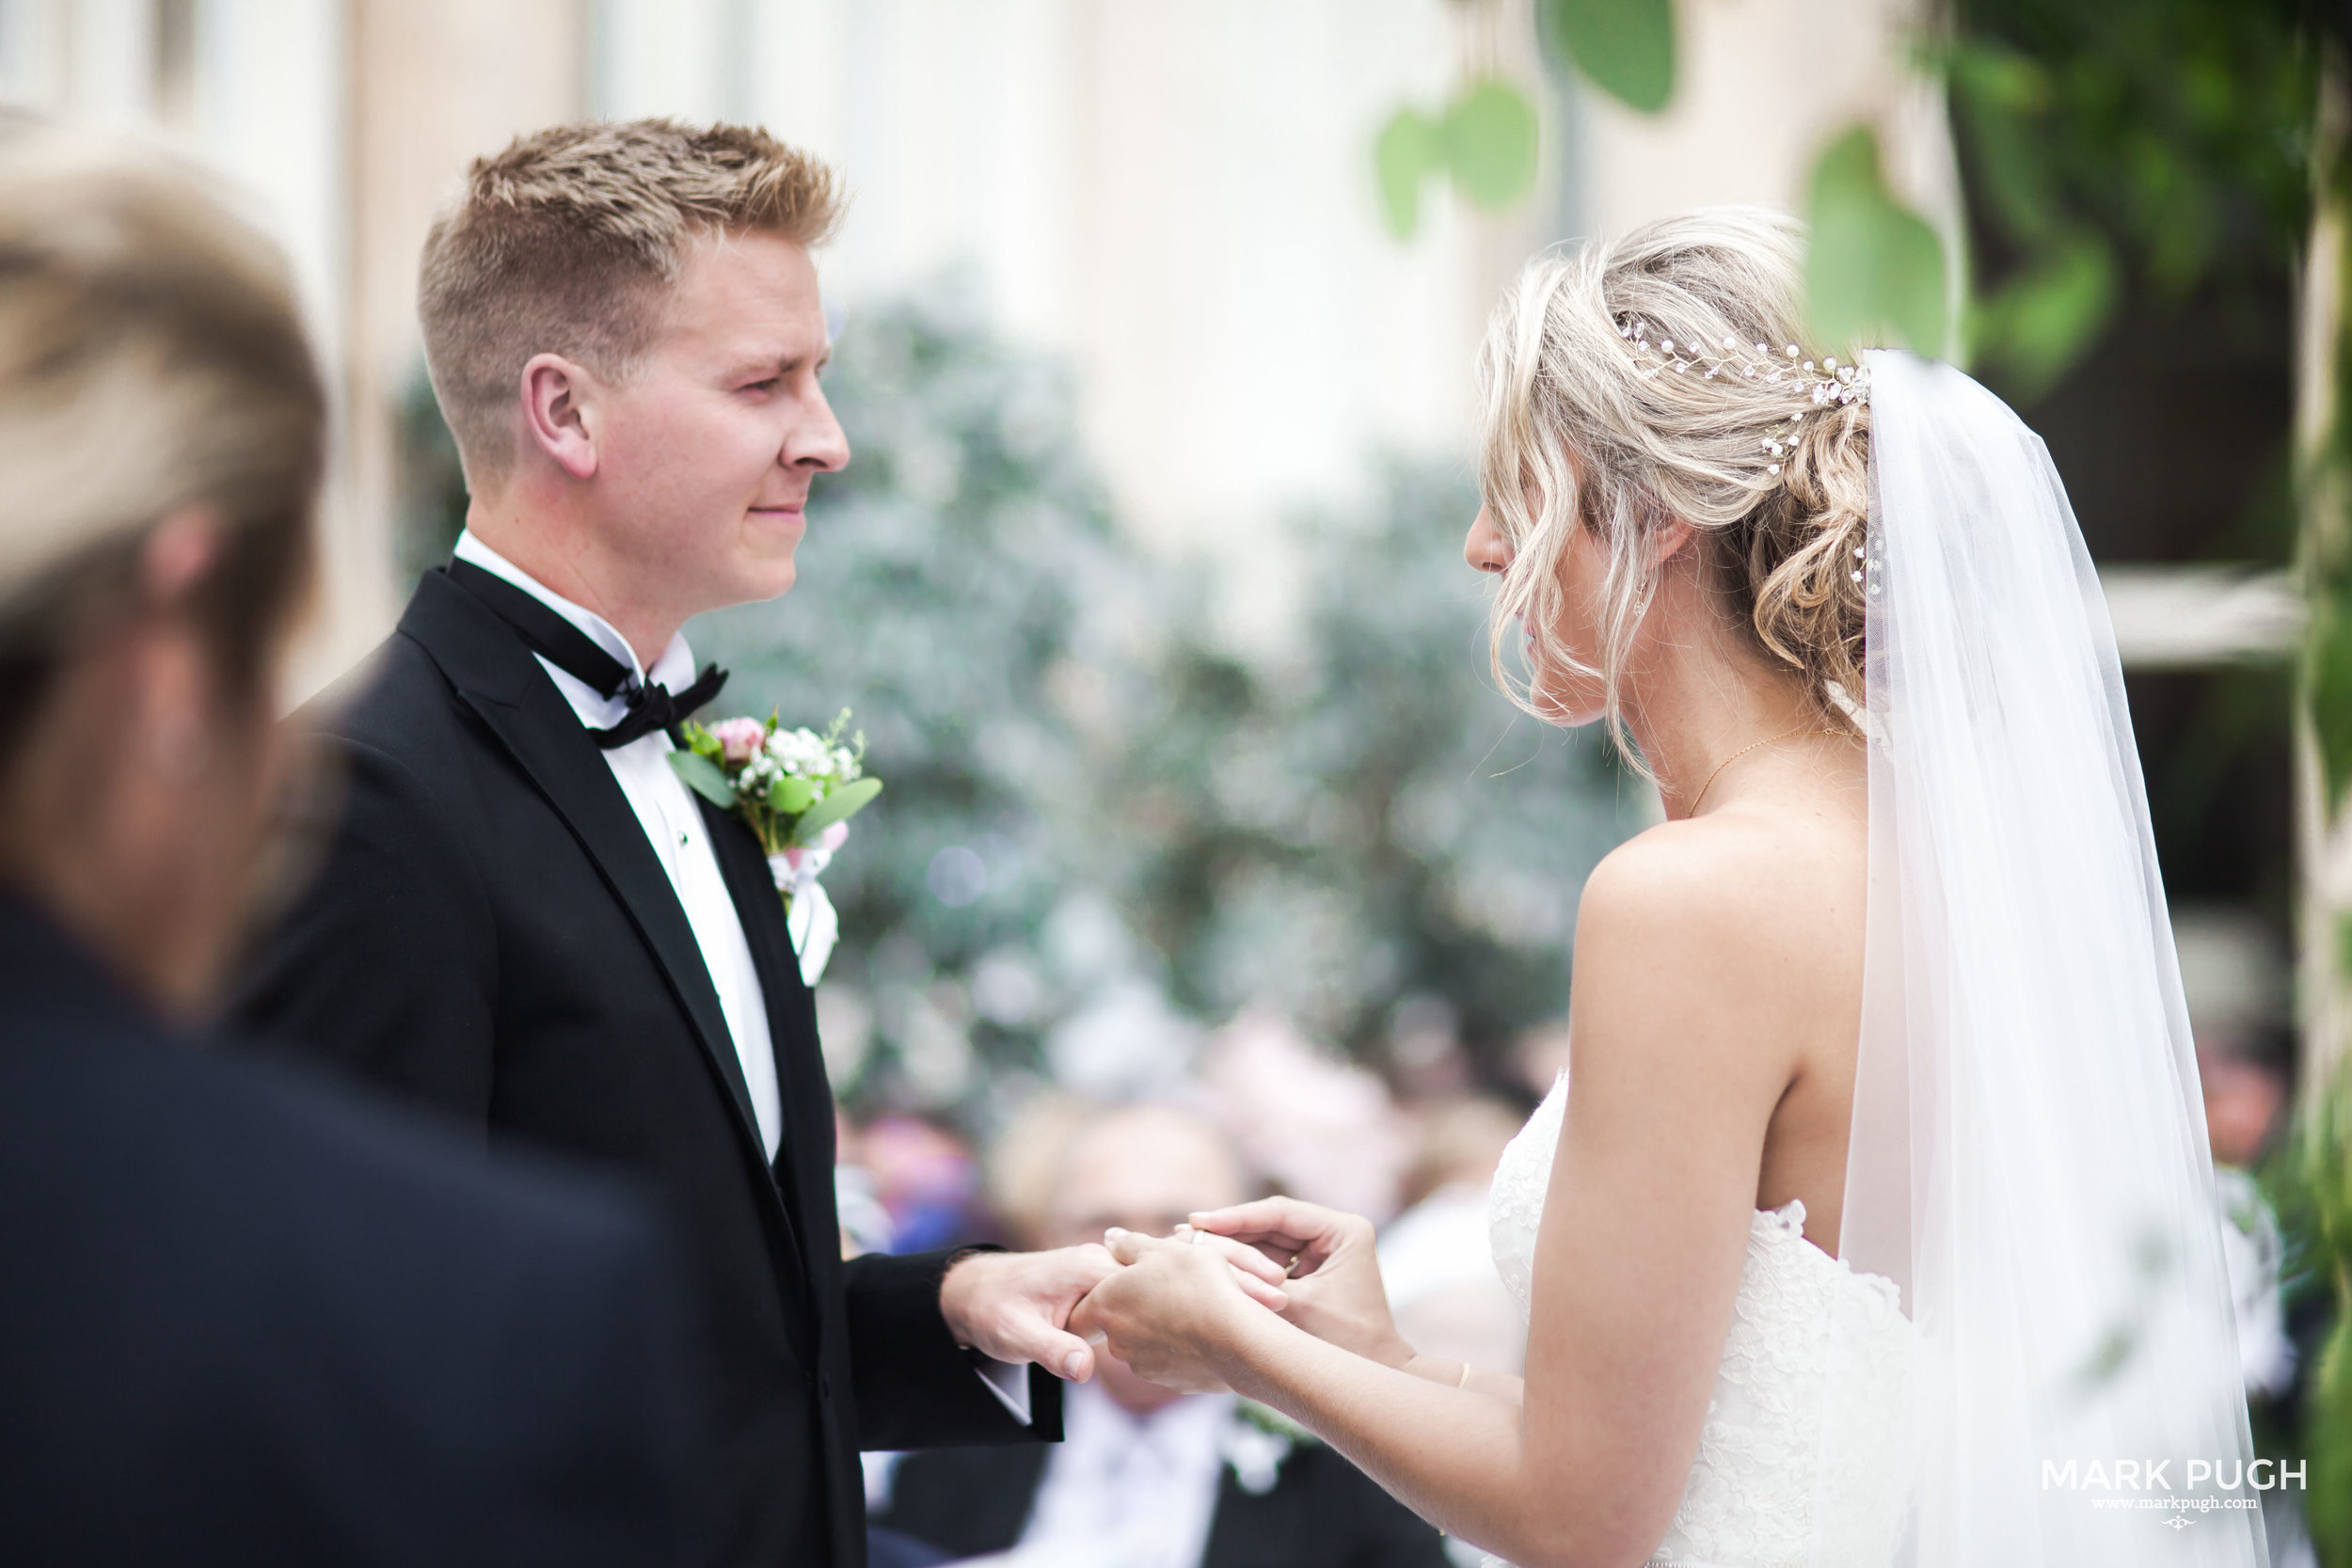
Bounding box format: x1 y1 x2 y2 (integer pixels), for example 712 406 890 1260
0 0 1939 683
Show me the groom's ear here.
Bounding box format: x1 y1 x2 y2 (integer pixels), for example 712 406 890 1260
518 353 598 483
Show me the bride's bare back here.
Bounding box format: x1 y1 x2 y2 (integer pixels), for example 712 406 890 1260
1660 755 1870 1251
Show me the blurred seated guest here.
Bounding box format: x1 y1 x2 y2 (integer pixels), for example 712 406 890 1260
861 1111 987 1253
877 1102 1449 1568
2201 1033 2296 1401
0 126 696 1565
835 1108 898 1259
1379 1097 1529 1376
2201 1035 2289 1173
2174 909 2296 1400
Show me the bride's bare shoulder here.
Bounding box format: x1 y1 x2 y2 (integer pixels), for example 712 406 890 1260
1573 805 1860 1007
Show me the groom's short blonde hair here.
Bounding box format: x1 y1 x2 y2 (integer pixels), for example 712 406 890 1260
419 119 843 490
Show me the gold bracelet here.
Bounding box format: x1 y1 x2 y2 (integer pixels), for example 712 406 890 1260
1454 1361 1471 1389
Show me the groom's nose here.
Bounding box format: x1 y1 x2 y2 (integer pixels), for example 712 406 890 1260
786 386 850 474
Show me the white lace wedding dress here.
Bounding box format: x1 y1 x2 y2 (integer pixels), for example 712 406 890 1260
1482 1075 1916 1568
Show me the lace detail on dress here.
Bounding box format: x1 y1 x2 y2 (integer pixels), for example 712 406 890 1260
1486 1069 1563 1319
1481 1074 1915 1568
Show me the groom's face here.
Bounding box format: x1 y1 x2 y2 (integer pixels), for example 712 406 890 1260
588 230 849 616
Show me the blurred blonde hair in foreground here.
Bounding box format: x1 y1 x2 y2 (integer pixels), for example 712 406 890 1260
0 115 321 755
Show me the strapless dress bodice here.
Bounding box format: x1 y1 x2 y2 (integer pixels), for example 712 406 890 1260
1483 1075 1915 1568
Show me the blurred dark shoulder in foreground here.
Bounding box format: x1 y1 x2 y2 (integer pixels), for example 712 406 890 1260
0 889 701 1568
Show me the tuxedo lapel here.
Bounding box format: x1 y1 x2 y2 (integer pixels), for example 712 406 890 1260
699 801 834 1223
395 571 767 1161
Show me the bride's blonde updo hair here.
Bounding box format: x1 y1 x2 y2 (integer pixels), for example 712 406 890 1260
1476 207 1871 764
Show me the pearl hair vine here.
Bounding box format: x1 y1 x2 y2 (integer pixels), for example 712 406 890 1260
1614 317 1870 479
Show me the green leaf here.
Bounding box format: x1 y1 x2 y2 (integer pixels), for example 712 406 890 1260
1440 80 1538 210
1966 236 2117 403
1949 77 2060 246
1945 40 2048 117
792 776 882 839
1804 125 1948 358
1539 0 1675 115
668 749 736 808
767 774 818 816
1375 107 1443 238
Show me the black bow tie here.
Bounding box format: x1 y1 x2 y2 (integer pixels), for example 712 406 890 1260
447 559 728 750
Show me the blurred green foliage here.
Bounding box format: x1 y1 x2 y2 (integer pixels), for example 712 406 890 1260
2305 116 2352 842
1089 464 1646 1058
1377 78 1542 237
1380 1 1950 361
1807 126 1949 359
1946 0 2315 400
2293 62 2352 1561
2268 1056 2352 1555
1538 0 1674 115
1383 0 2320 379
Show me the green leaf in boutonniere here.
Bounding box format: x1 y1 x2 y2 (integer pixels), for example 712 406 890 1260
793 775 882 839
768 774 817 816
669 749 736 808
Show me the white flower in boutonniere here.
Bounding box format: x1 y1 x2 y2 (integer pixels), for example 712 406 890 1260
668 707 882 986
1220 1402 1314 1496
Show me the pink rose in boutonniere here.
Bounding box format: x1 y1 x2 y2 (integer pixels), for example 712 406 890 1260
668 707 882 985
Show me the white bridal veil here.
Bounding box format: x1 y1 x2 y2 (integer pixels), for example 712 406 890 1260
1820 351 2268 1567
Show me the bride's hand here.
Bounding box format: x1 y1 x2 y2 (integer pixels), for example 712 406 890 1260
1068 1227 1288 1394
1184 1197 1415 1370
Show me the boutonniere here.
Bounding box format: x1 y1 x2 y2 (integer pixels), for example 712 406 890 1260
669 707 883 984
1220 1402 1315 1496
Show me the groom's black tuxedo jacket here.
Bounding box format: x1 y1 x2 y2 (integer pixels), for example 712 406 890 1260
231 567 1056 1568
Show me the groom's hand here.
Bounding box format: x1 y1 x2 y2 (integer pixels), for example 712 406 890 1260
939 1244 1120 1383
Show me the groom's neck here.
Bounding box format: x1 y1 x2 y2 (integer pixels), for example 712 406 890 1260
464 493 683 670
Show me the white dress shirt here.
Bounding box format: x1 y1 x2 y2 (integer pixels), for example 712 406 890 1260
453 531 783 1160
1013 1382 1236 1568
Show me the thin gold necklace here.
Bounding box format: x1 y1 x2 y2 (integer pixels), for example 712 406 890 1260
1686 726 1833 816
